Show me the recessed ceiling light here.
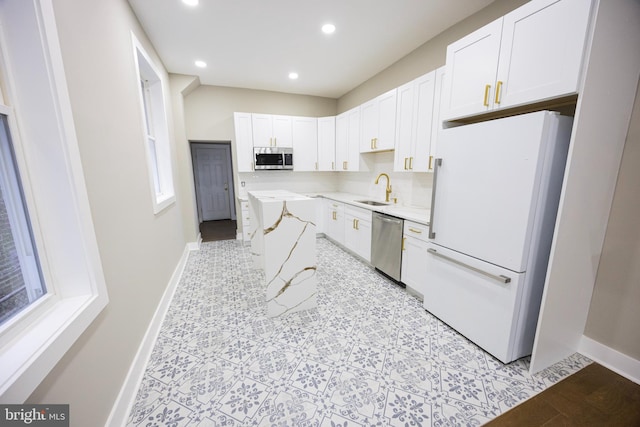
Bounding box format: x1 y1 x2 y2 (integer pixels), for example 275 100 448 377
322 23 336 34
182 0 198 6
288 72 299 80
195 60 207 68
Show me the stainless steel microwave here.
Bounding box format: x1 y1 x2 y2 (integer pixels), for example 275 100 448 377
254 147 293 170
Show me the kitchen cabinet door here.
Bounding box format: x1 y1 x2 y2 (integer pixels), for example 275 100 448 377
335 111 348 171
251 113 274 147
401 221 429 295
346 107 365 171
401 236 427 296
324 199 344 245
360 89 397 153
393 80 415 172
411 71 436 172
495 0 592 109
292 116 317 171
394 71 436 172
442 18 503 120
251 114 292 147
233 112 254 172
344 206 372 262
271 115 293 147
317 116 336 171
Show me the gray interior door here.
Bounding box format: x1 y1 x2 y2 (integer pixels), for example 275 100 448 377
194 145 231 221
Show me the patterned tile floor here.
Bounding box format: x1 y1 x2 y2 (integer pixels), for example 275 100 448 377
127 238 591 426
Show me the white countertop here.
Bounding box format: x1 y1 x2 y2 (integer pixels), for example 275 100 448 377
239 191 430 225
310 192 431 226
247 190 312 202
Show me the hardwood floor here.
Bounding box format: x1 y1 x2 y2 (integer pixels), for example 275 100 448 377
199 219 237 242
485 363 640 426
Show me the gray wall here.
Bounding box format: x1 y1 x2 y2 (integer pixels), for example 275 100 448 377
337 0 528 112
26 0 188 425
584 82 640 359
184 85 338 141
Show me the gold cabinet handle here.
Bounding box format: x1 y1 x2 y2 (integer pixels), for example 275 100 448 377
409 157 413 170
404 157 408 170
495 80 503 105
374 138 378 149
402 237 406 251
483 84 491 107
356 219 359 230
428 155 433 170
409 227 422 234
371 139 374 150
274 137 277 146
332 211 336 220
343 161 347 170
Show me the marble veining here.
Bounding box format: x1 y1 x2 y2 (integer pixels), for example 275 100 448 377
126 238 592 426
248 191 317 317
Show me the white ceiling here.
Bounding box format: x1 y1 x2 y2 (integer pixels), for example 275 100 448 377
128 0 495 99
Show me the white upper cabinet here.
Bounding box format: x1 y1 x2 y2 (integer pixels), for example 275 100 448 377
233 112 254 172
441 18 503 120
317 116 336 171
292 116 318 172
393 70 436 172
495 0 592 108
335 111 348 171
252 113 293 147
360 88 397 152
336 106 367 171
442 0 592 121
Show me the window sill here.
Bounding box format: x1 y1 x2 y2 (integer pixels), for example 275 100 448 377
0 292 107 401
153 193 176 214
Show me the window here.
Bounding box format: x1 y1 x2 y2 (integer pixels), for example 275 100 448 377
132 34 175 214
0 113 45 325
0 0 108 401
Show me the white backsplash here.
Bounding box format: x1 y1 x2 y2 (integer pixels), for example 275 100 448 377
238 171 340 198
238 152 433 209
336 152 433 208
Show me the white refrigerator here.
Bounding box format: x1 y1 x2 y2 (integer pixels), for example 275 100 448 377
425 111 573 363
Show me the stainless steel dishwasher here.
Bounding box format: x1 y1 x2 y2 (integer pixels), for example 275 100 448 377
371 212 404 282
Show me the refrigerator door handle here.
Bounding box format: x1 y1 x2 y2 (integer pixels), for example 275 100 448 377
427 248 512 284
428 158 442 239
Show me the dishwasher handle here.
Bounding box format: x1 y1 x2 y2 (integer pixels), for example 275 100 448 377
376 214 402 225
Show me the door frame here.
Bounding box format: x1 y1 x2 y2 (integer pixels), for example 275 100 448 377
190 141 236 223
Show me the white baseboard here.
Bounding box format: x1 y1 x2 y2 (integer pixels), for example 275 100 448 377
579 335 640 384
105 241 199 426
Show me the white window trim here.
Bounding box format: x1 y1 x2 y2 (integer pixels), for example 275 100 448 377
131 33 176 214
0 0 108 401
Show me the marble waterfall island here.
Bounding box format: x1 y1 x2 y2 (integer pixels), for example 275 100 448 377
248 190 317 317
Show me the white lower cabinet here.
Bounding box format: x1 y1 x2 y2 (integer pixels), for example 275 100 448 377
240 200 251 241
400 221 430 295
344 205 372 262
324 199 344 245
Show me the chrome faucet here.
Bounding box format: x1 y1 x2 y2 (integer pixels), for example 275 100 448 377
375 173 392 202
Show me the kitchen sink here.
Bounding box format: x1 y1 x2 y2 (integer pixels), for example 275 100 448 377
355 200 388 206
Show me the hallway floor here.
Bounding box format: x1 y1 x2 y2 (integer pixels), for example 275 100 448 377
199 220 236 242
126 238 595 426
